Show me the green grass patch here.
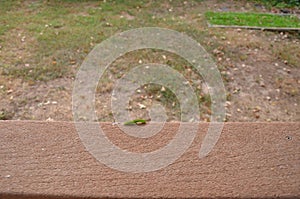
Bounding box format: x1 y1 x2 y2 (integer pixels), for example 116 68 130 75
0 63 70 81
205 12 300 28
0 0 212 82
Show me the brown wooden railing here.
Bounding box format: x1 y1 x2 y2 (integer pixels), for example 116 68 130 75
1 121 299 198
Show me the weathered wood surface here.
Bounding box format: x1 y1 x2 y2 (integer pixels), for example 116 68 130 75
0 121 299 198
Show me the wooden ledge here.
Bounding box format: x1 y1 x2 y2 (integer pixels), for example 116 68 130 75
0 121 299 198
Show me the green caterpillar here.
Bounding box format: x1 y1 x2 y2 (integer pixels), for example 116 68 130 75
123 119 147 125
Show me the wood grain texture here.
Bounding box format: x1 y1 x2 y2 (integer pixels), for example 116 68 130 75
0 121 299 198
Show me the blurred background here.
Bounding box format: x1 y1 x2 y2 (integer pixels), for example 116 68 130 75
0 0 299 122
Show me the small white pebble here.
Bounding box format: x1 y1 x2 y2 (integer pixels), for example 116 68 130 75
46 117 54 121
4 175 11 178
138 103 146 109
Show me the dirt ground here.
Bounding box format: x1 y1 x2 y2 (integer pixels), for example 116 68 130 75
0 0 299 122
